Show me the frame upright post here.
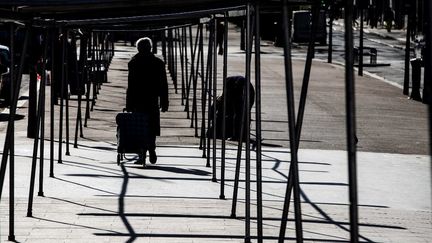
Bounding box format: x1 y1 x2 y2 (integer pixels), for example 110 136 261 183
50 27 56 177
244 4 253 242
254 3 263 242
344 1 359 242
220 13 229 200
38 29 49 197
28 28 49 217
278 1 303 242
358 7 364 76
7 21 16 242
212 18 218 183
58 28 66 164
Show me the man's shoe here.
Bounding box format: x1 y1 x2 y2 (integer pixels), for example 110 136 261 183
149 150 157 164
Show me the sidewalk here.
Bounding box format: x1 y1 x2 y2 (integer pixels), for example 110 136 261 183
334 19 408 49
0 24 430 242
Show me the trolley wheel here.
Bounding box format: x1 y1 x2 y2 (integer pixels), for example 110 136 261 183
117 153 121 166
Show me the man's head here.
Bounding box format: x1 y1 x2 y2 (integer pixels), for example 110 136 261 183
136 37 152 53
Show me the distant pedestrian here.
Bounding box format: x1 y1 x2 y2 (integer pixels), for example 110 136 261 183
126 37 169 164
383 7 394 32
368 5 378 29
217 21 225 55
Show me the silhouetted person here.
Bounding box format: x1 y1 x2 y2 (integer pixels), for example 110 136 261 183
383 7 394 32
127 37 169 164
217 21 225 55
208 76 254 141
368 5 378 29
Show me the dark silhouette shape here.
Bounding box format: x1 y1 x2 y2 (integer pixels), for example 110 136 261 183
216 21 224 55
383 7 395 33
207 76 255 141
0 113 24 121
125 37 169 164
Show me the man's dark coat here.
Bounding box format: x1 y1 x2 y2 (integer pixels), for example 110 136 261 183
127 52 168 136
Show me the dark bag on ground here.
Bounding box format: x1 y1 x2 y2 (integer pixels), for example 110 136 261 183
207 76 255 141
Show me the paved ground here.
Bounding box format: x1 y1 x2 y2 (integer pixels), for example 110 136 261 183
0 23 431 242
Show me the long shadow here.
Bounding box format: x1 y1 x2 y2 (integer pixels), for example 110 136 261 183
299 189 376 242
79 212 405 230
47 196 117 213
96 194 221 200
0 113 25 122
54 177 117 195
61 161 123 177
93 194 387 209
32 216 121 235
73 141 117 152
60 159 154 180
93 108 119 112
140 165 211 176
119 164 137 242
269 154 378 242
92 233 372 242
160 125 201 129
64 171 344 186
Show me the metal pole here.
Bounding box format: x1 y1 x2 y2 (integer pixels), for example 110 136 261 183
278 1 303 242
206 25 214 166
174 29 178 93
280 7 320 234
220 13 229 200
199 23 206 150
28 29 49 217
28 42 38 139
403 13 411 95
38 29 49 197
359 8 364 76
58 29 66 164
212 18 218 183
291 4 320 239
50 27 55 177
187 25 199 124
179 28 185 105
230 91 247 218
245 4 252 242
231 11 256 221
169 30 174 82
199 24 209 157
74 34 86 148
65 31 71 156
328 5 334 63
0 25 31 199
192 26 202 136
254 3 263 242
8 21 16 242
84 33 92 127
184 28 190 116
344 0 359 242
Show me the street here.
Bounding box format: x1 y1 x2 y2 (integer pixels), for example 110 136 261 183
292 23 410 89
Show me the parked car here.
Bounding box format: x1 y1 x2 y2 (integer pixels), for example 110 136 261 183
292 10 327 45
